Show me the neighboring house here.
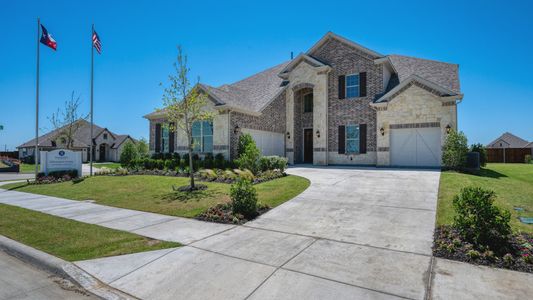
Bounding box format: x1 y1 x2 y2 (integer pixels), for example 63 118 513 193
145 32 463 167
487 132 530 149
18 119 135 163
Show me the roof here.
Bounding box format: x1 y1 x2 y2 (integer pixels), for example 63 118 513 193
111 135 135 149
18 119 131 149
146 32 461 116
487 132 530 148
386 55 460 94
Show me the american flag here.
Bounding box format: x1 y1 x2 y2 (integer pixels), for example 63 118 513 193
92 30 102 54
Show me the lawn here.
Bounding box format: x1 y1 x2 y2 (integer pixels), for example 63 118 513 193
93 162 122 169
437 163 533 233
3 175 310 218
0 204 179 261
19 163 38 173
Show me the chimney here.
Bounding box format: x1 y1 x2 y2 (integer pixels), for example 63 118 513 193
290 51 294 60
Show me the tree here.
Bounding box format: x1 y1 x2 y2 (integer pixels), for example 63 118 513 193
136 137 149 158
120 141 138 167
159 46 214 190
442 130 468 169
48 91 88 149
235 133 261 174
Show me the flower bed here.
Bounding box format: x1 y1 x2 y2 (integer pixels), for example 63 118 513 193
27 170 80 185
195 202 271 225
434 225 533 273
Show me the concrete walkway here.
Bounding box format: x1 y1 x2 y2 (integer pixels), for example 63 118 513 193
1 167 532 299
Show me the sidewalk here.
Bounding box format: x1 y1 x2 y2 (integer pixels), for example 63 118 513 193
0 188 233 245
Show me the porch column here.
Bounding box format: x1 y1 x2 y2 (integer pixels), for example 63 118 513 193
313 72 328 165
285 88 294 164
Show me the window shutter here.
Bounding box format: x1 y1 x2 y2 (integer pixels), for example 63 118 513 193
338 75 345 99
155 123 161 153
359 72 367 97
359 124 367 154
338 126 345 154
169 122 175 153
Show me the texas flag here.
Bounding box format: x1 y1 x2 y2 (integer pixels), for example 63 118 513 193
40 24 57 51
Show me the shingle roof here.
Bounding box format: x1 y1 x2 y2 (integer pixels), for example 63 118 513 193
487 132 529 148
18 119 129 149
111 135 135 149
201 61 290 112
387 55 460 93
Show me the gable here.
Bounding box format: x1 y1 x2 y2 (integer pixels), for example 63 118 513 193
307 32 382 60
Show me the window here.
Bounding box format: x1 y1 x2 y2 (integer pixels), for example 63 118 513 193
303 93 313 113
346 125 360 153
192 120 213 153
161 127 169 153
103 133 108 140
346 74 360 98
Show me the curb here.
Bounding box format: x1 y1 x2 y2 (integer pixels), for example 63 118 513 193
0 235 137 300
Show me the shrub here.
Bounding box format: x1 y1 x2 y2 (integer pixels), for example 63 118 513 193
222 170 237 180
233 169 254 181
230 179 258 219
470 143 488 167
47 169 78 179
258 156 288 172
235 133 260 174
466 249 480 260
172 152 181 161
198 169 217 181
214 153 226 169
525 155 532 164
443 130 468 169
120 141 138 167
452 186 511 250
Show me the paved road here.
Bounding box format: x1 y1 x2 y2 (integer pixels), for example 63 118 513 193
2 166 532 299
0 251 95 300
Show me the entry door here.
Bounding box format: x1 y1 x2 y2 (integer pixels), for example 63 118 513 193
303 129 313 163
99 144 106 162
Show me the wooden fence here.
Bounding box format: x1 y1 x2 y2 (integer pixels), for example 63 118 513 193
487 148 532 163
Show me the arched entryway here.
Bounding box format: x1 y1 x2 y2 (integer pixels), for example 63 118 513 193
293 87 314 163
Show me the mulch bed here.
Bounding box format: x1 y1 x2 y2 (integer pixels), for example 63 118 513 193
195 203 271 225
433 225 533 273
125 169 286 185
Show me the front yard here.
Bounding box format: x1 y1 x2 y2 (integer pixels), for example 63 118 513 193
0 203 179 261
437 163 533 234
3 175 310 218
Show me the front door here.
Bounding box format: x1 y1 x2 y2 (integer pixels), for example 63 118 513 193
303 128 313 163
99 144 106 162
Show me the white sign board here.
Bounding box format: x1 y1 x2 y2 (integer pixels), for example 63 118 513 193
40 149 82 176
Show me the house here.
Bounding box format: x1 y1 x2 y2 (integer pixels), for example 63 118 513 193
487 132 530 149
144 32 463 167
18 119 135 163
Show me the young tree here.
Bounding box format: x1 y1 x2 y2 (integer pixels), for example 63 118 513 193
48 91 88 149
442 130 469 169
120 141 138 167
136 137 149 158
159 46 214 190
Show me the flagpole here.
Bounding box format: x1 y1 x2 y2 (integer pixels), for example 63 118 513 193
90 24 94 176
35 18 40 178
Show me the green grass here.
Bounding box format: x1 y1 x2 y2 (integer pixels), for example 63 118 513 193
4 175 310 218
20 163 38 173
437 163 533 233
0 161 8 168
93 162 122 169
0 204 180 261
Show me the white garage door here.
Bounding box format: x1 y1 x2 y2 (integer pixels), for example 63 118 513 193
241 128 285 157
390 127 442 167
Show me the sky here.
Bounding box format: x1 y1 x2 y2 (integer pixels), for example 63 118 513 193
1 0 533 151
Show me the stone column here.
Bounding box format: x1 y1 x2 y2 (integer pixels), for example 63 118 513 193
285 88 294 164
312 72 328 165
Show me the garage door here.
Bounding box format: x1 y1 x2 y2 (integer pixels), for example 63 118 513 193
241 128 285 157
390 127 442 167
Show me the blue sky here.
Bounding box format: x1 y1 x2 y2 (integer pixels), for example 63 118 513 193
1 0 532 150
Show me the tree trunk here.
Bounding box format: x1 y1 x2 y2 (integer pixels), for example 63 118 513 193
188 135 195 189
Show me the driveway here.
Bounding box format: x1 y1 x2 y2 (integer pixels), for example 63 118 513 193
73 166 441 299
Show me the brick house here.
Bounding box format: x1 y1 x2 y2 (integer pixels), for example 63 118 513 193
144 32 463 167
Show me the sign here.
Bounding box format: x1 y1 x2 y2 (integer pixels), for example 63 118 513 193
40 149 82 176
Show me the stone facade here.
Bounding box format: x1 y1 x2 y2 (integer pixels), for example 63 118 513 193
375 84 457 166
229 90 286 159
293 88 313 163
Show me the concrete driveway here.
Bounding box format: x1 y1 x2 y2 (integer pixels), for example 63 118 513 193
74 166 442 299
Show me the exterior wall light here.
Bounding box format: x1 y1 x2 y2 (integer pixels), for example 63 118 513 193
445 124 452 134
233 125 240 135
380 127 385 136
286 132 291 139
316 130 320 138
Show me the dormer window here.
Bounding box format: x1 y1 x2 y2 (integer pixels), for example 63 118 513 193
103 133 108 140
